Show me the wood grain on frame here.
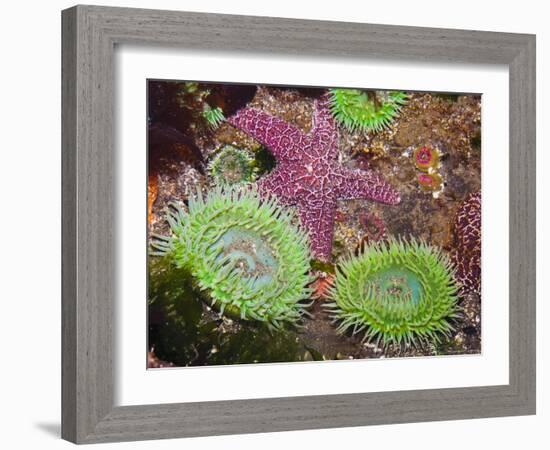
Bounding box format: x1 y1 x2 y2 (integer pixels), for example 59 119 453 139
61 5 536 444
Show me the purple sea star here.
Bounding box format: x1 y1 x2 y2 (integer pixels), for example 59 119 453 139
228 96 400 261
450 191 481 296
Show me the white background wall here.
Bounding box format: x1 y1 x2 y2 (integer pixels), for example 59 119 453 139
0 0 546 448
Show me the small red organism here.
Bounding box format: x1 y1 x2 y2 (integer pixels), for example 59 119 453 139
310 272 336 300
417 172 443 192
359 212 387 242
413 145 440 172
334 210 347 223
450 191 481 296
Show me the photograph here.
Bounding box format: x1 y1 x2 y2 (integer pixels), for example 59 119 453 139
146 81 482 368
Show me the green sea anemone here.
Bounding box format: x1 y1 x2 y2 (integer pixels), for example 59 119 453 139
326 239 460 347
208 145 257 186
328 88 408 133
202 104 225 129
151 187 314 330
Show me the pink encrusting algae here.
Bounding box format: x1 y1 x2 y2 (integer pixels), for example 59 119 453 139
228 96 401 261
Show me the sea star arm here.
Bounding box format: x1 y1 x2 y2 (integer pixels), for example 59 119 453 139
309 97 339 159
334 167 401 205
228 108 304 161
311 96 337 135
256 164 298 205
297 198 337 261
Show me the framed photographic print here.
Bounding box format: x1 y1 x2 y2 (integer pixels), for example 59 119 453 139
62 5 536 444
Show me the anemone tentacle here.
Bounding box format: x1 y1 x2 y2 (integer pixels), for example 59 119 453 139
328 89 408 133
201 104 226 129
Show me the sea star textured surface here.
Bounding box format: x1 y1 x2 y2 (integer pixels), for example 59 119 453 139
228 96 401 261
451 191 481 296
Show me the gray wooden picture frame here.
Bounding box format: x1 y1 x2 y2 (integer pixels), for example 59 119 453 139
61 4 536 444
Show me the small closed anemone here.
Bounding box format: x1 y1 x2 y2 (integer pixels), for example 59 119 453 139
413 145 440 172
417 172 443 192
151 186 314 331
208 145 257 186
326 239 460 347
328 88 408 133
